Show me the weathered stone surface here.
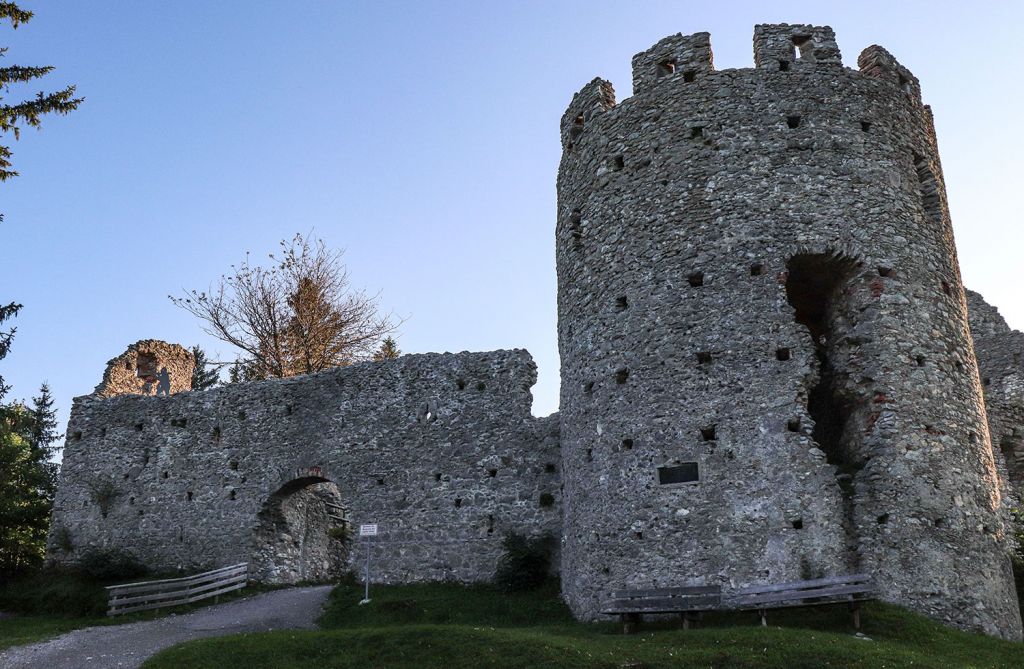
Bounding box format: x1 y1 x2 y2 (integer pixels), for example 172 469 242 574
556 25 1021 639
94 340 194 397
967 290 1024 522
51 350 561 585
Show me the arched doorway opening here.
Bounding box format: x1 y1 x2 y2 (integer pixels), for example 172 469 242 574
253 475 350 583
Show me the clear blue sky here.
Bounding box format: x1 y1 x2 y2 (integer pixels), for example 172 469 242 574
2 1 1022 449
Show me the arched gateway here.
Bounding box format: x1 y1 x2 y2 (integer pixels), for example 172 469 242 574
252 467 350 583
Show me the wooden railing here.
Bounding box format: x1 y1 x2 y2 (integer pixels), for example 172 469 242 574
106 563 248 616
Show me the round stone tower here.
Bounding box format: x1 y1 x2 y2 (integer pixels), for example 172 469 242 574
555 24 1022 639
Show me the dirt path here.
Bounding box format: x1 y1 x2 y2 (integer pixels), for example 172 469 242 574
0 585 333 669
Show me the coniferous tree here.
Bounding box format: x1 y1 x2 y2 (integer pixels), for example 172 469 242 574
190 346 220 390
373 336 401 361
1 3 83 182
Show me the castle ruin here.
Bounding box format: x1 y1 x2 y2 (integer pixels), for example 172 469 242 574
49 25 1024 640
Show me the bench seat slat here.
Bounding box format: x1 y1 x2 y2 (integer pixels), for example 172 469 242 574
602 595 721 613
733 574 871 597
610 585 720 599
732 584 874 608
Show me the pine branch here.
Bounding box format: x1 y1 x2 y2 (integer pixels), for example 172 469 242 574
0 3 33 28
0 64 54 86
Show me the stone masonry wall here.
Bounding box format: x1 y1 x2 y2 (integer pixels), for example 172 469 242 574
94 340 194 397
50 350 561 585
556 25 1021 639
967 290 1024 519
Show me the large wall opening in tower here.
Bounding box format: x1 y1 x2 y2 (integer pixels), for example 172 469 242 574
785 253 865 560
253 476 350 583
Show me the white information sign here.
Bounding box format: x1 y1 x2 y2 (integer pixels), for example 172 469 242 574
359 523 378 537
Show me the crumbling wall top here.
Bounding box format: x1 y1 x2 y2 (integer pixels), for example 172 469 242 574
94 339 194 397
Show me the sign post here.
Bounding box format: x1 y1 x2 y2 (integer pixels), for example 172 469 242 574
358 523 378 604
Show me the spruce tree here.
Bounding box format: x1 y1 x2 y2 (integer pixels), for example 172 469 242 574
373 336 401 361
1 3 83 182
190 346 220 390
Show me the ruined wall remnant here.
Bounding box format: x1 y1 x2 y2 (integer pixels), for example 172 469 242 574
967 290 1024 518
94 340 194 397
556 24 1021 639
51 350 561 585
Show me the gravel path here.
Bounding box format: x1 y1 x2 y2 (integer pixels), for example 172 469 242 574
0 585 333 669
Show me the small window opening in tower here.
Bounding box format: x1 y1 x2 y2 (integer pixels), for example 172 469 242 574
941 280 952 296
914 155 942 225
700 425 717 441
682 70 696 83
687 272 704 287
787 115 802 129
690 126 704 139
657 58 676 77
898 73 912 94
569 209 582 244
574 113 584 127
791 35 812 60
615 296 628 312
658 462 699 485
136 352 157 380
778 59 791 72
454 498 462 508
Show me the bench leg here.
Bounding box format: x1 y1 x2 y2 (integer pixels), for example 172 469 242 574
851 601 861 630
760 609 767 627
622 612 641 634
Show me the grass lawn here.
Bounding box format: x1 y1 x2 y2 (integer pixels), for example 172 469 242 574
141 581 1024 669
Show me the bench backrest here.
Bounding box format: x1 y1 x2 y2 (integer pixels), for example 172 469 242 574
730 574 873 608
604 584 722 612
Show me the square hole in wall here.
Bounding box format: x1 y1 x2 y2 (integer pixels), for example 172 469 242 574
690 126 704 139
658 462 699 484
621 438 634 451
861 121 872 132
779 59 791 71
612 155 624 171
615 368 629 384
776 347 791 361
700 425 716 441
657 58 676 77
615 296 629 312
750 262 764 276
682 70 696 83
787 115 802 129
696 351 712 364
787 417 802 432
687 272 704 287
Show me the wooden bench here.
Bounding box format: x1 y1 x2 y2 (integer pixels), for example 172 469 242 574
601 585 722 634
729 574 875 628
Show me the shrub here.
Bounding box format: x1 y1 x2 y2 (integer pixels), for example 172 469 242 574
76 548 148 581
493 532 555 592
0 571 109 616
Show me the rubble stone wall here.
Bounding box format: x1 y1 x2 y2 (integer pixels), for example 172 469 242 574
94 340 194 397
50 350 561 585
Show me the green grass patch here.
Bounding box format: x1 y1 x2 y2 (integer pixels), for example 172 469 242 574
142 581 1024 669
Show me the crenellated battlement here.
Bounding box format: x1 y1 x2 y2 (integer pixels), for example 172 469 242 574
631 32 714 95
560 77 615 151
563 24 924 134
753 23 841 69
858 44 922 104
